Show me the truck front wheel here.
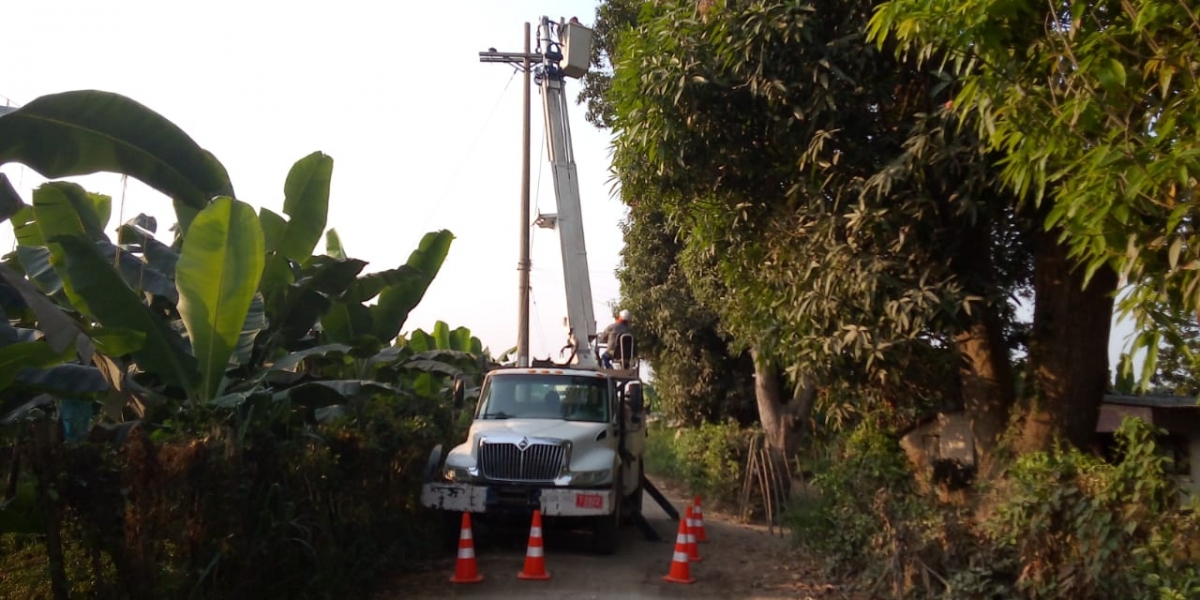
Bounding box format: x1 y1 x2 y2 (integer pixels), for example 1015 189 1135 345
592 490 621 554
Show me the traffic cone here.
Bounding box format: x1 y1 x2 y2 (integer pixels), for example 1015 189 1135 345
450 513 484 583
662 511 695 584
693 495 709 543
685 505 703 563
517 509 551 580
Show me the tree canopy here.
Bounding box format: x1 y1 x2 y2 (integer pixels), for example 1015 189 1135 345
590 0 1148 465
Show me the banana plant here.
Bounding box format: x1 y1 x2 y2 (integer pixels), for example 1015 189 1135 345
1 91 469 416
1 100 270 406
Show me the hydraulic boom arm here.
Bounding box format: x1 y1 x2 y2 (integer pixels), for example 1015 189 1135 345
538 18 598 367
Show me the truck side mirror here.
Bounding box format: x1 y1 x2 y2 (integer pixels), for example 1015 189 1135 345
626 382 644 424
452 377 465 411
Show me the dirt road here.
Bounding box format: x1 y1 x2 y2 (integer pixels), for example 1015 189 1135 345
376 479 853 599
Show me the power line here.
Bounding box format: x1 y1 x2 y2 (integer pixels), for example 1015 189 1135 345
419 69 520 231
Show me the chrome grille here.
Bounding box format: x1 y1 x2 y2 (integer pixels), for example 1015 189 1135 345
478 440 566 482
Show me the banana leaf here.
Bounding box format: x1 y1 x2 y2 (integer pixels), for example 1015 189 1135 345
0 264 81 353
269 343 352 373
0 90 233 210
13 363 108 394
345 266 422 304
117 215 179 279
320 300 373 344
0 173 21 223
48 236 197 392
325 229 346 260
0 341 64 389
278 152 332 262
372 230 454 343
31 182 108 242
233 294 267 366
176 197 265 400
259 208 287 255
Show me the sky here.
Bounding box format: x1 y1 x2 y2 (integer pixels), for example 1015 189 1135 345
1 0 624 361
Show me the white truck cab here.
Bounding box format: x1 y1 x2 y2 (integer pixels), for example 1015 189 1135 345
422 367 646 553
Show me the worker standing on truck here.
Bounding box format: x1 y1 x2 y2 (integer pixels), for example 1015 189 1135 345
600 310 634 368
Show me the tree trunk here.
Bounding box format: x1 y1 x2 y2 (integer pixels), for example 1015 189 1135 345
1019 229 1117 453
948 213 1017 478
954 311 1015 479
750 347 816 502
753 352 788 454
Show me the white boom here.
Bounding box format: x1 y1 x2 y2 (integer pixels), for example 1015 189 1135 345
538 18 598 367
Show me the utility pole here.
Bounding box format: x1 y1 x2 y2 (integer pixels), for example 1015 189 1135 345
480 25 543 368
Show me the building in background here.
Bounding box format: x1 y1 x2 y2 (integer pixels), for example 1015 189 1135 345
902 394 1200 497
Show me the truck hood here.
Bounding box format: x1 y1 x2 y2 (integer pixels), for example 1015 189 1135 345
469 419 607 444
444 418 618 474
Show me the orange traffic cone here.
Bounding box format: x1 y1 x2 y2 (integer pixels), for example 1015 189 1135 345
450 513 484 583
692 495 709 543
685 505 703 563
518 509 551 580
662 512 695 584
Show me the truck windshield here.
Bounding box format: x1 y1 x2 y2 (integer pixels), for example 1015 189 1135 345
477 374 610 422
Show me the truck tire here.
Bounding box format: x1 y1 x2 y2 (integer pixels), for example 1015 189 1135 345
593 485 622 554
423 444 445 483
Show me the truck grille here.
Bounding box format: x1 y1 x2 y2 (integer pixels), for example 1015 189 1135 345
478 440 566 482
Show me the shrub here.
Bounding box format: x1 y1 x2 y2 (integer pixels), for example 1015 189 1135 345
0 391 455 600
792 423 933 581
644 420 748 507
987 418 1200 599
791 417 1200 600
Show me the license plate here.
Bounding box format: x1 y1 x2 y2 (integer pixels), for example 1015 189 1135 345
575 493 604 509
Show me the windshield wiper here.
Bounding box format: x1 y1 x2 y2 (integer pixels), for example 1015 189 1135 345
482 412 512 420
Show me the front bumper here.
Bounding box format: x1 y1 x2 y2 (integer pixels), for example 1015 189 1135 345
421 481 615 516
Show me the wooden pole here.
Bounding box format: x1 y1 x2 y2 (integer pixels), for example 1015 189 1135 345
517 22 532 367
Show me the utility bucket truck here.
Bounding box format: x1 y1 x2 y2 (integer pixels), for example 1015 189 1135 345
420 18 648 555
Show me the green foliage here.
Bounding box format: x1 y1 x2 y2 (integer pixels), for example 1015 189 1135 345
1 388 457 599
0 341 67 390
791 418 1200 598
644 420 748 506
372 230 454 344
616 205 758 424
0 90 233 217
50 234 198 392
598 0 1023 424
792 422 933 576
0 90 475 598
277 151 332 262
871 0 1200 387
1142 309 1200 396
176 197 265 400
987 418 1200 599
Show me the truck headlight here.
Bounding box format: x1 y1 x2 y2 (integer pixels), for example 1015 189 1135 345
570 469 611 486
444 466 474 482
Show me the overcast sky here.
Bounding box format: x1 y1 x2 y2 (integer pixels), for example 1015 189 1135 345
1 0 622 360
